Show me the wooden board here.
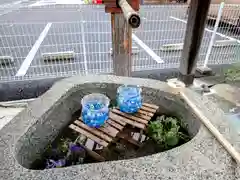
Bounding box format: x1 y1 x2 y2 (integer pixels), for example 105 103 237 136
109 115 127 126
110 103 159 130
78 118 121 138
106 119 124 131
70 118 123 149
137 109 154 117
69 103 159 148
110 112 146 129
99 122 120 137
112 109 149 124
140 105 158 113
143 103 159 110
74 120 113 142
69 124 109 147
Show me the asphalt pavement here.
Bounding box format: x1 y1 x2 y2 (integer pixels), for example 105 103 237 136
0 2 239 80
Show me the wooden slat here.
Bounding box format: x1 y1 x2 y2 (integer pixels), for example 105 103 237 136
112 109 149 124
109 114 127 126
132 112 151 121
141 106 157 113
98 122 120 137
78 118 120 138
143 103 159 110
137 109 154 117
106 119 124 131
74 120 112 142
109 112 145 130
115 108 152 121
69 124 109 147
134 113 152 121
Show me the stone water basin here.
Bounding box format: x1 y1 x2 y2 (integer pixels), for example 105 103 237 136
0 75 239 180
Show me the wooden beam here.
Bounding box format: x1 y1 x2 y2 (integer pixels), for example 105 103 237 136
111 13 132 76
179 0 211 86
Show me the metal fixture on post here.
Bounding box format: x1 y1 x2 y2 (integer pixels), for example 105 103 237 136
104 0 141 76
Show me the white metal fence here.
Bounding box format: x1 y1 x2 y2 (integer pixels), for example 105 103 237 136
0 3 239 81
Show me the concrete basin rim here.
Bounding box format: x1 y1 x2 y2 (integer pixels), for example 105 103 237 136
7 75 204 175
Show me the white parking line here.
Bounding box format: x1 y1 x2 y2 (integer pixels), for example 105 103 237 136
132 34 164 63
170 16 240 44
1 0 22 8
0 0 24 16
16 23 52 76
29 0 85 7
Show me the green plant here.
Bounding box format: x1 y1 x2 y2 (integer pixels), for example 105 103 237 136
59 138 72 153
224 64 240 82
147 115 190 149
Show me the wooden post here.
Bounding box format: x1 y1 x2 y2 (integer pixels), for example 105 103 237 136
105 0 140 76
111 13 132 76
179 0 211 86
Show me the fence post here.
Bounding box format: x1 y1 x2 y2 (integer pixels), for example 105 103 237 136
203 2 225 67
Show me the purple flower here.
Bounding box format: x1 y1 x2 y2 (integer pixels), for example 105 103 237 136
46 159 66 169
70 144 84 152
